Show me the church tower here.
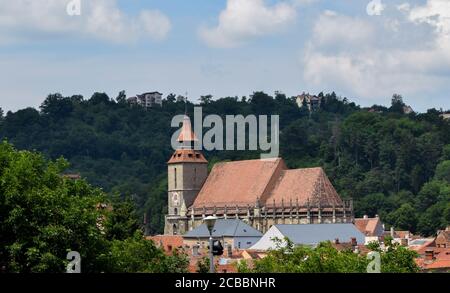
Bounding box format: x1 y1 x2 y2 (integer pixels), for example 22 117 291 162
164 115 208 235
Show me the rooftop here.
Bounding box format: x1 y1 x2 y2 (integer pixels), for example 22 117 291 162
191 158 343 209
275 223 365 246
183 219 263 238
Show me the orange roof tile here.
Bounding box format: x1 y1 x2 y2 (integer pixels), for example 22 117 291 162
354 217 382 236
191 158 342 209
146 235 184 253
191 158 286 208
267 168 343 207
416 247 450 270
168 149 208 164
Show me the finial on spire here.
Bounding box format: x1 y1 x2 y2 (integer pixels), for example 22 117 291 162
184 92 188 115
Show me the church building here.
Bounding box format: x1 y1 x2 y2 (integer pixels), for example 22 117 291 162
164 115 353 235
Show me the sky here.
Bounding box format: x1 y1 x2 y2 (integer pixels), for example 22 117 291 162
0 0 449 112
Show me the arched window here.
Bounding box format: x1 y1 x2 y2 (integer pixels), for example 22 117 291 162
173 224 177 235
174 208 178 215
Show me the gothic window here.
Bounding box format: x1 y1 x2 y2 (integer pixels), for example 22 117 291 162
194 168 197 187
174 168 177 188
173 224 177 235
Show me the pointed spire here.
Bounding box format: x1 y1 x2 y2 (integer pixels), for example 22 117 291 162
177 115 198 143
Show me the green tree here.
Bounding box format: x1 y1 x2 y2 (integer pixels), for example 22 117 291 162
390 94 406 114
240 238 418 273
435 160 450 183
387 203 417 232
116 90 127 104
200 95 213 105
104 231 189 273
0 141 108 272
0 141 189 273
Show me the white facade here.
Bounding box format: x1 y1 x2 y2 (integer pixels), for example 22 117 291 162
250 226 288 250
127 92 163 108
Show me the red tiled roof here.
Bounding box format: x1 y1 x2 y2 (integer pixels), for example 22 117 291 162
354 217 381 236
168 149 208 164
191 158 342 209
146 235 184 253
416 247 450 270
192 158 286 208
268 168 342 207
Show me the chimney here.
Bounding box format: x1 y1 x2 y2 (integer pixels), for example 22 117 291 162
390 226 395 238
425 249 434 261
350 237 357 246
227 243 232 258
334 238 340 244
363 215 368 219
375 214 379 218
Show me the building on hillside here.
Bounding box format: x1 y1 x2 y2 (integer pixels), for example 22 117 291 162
163 115 353 235
441 113 450 120
403 105 414 114
296 93 321 111
354 215 384 244
183 219 262 250
249 223 365 250
127 91 163 108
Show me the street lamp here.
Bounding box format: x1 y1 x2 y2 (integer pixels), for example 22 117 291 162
204 216 217 273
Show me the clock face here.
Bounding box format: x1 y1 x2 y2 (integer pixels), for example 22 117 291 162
172 192 179 206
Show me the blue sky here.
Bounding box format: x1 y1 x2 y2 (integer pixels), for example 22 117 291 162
0 0 449 112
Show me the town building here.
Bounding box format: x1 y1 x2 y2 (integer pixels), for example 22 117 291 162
435 227 450 248
127 92 163 108
354 215 384 244
164 115 353 235
296 93 321 111
403 105 414 114
183 219 262 250
412 228 450 272
249 223 365 250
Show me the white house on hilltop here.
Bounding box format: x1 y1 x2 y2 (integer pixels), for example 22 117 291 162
127 92 163 108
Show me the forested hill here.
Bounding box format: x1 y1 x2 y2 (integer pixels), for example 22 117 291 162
0 92 449 236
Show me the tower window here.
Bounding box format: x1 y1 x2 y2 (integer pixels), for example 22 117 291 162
194 168 197 187
173 224 177 235
174 168 177 189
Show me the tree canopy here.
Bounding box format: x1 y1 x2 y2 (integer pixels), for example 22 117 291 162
1 91 449 236
0 141 188 273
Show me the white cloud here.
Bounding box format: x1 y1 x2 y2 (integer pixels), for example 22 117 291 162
408 0 450 48
366 0 385 16
311 12 374 47
397 3 411 13
301 6 450 105
0 0 171 44
199 0 297 48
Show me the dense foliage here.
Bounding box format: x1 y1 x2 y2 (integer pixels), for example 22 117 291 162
0 142 188 273
237 237 419 273
1 92 449 236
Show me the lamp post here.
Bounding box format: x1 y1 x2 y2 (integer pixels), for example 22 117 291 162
204 216 217 273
